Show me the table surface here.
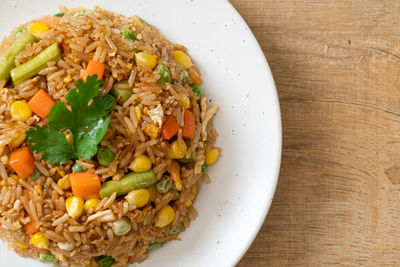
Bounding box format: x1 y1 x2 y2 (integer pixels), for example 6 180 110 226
232 0 400 266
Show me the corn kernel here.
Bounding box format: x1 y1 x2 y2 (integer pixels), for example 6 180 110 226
28 22 49 38
64 74 72 84
57 175 70 190
135 106 142 121
143 124 159 140
205 147 220 165
34 185 42 195
173 51 193 70
179 93 190 109
84 198 101 211
135 52 157 69
155 205 175 228
10 101 32 122
186 200 192 208
31 232 49 249
63 131 73 145
55 166 65 177
15 241 29 249
65 196 84 219
188 67 202 85
143 107 149 115
171 140 187 159
129 155 152 173
125 189 150 208
9 129 26 149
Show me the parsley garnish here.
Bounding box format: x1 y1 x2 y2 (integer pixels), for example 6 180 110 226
26 75 114 164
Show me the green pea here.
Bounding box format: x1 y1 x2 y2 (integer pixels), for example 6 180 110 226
156 65 172 84
191 85 202 98
169 189 180 201
112 217 131 236
201 164 207 173
96 255 115 267
178 151 196 164
121 29 137 41
169 222 182 234
54 12 64 17
156 176 172 193
148 242 161 250
97 147 115 167
39 252 58 263
72 163 83 173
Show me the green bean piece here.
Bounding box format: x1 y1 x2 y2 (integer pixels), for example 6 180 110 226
148 242 161 250
54 12 64 17
100 170 157 198
72 163 83 173
96 255 115 267
169 222 182 234
97 147 115 167
178 151 197 164
121 29 137 41
111 80 132 104
39 252 58 263
182 69 189 83
0 33 37 82
201 164 207 173
133 49 142 53
156 176 172 193
156 64 172 84
169 189 180 201
191 85 202 98
10 42 61 85
31 169 41 181
112 217 131 236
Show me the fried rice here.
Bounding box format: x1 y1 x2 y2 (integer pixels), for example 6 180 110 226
0 6 219 266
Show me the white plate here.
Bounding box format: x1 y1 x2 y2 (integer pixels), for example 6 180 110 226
0 0 281 266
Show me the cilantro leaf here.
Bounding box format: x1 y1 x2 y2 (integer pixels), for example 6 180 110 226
26 125 74 164
27 75 114 164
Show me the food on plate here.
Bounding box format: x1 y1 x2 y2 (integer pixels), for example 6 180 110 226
0 6 220 266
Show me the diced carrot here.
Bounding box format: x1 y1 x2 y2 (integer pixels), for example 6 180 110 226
69 172 101 198
9 147 35 179
182 110 195 139
28 89 55 119
161 115 180 140
25 213 39 235
82 60 105 81
39 16 61 25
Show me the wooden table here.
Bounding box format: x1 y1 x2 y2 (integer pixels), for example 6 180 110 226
232 0 400 266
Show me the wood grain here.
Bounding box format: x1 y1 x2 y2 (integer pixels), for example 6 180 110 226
230 0 400 266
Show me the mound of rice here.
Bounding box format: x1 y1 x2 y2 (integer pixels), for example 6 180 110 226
0 6 219 266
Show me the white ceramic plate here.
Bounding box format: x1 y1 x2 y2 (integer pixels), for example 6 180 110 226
0 0 281 266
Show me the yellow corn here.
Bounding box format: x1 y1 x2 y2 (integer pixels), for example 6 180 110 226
57 176 70 190
143 124 159 140
28 22 49 38
143 107 149 115
129 155 152 173
15 241 29 249
34 185 42 195
135 52 157 69
173 51 193 69
84 198 101 211
64 74 72 84
186 200 192 208
9 129 26 149
65 196 84 219
135 106 142 121
205 147 220 165
55 166 65 177
155 204 175 228
171 139 187 159
169 160 182 191
147 185 157 202
179 93 190 109
125 189 150 208
31 232 49 249
188 67 202 85
10 101 32 122
62 131 73 145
